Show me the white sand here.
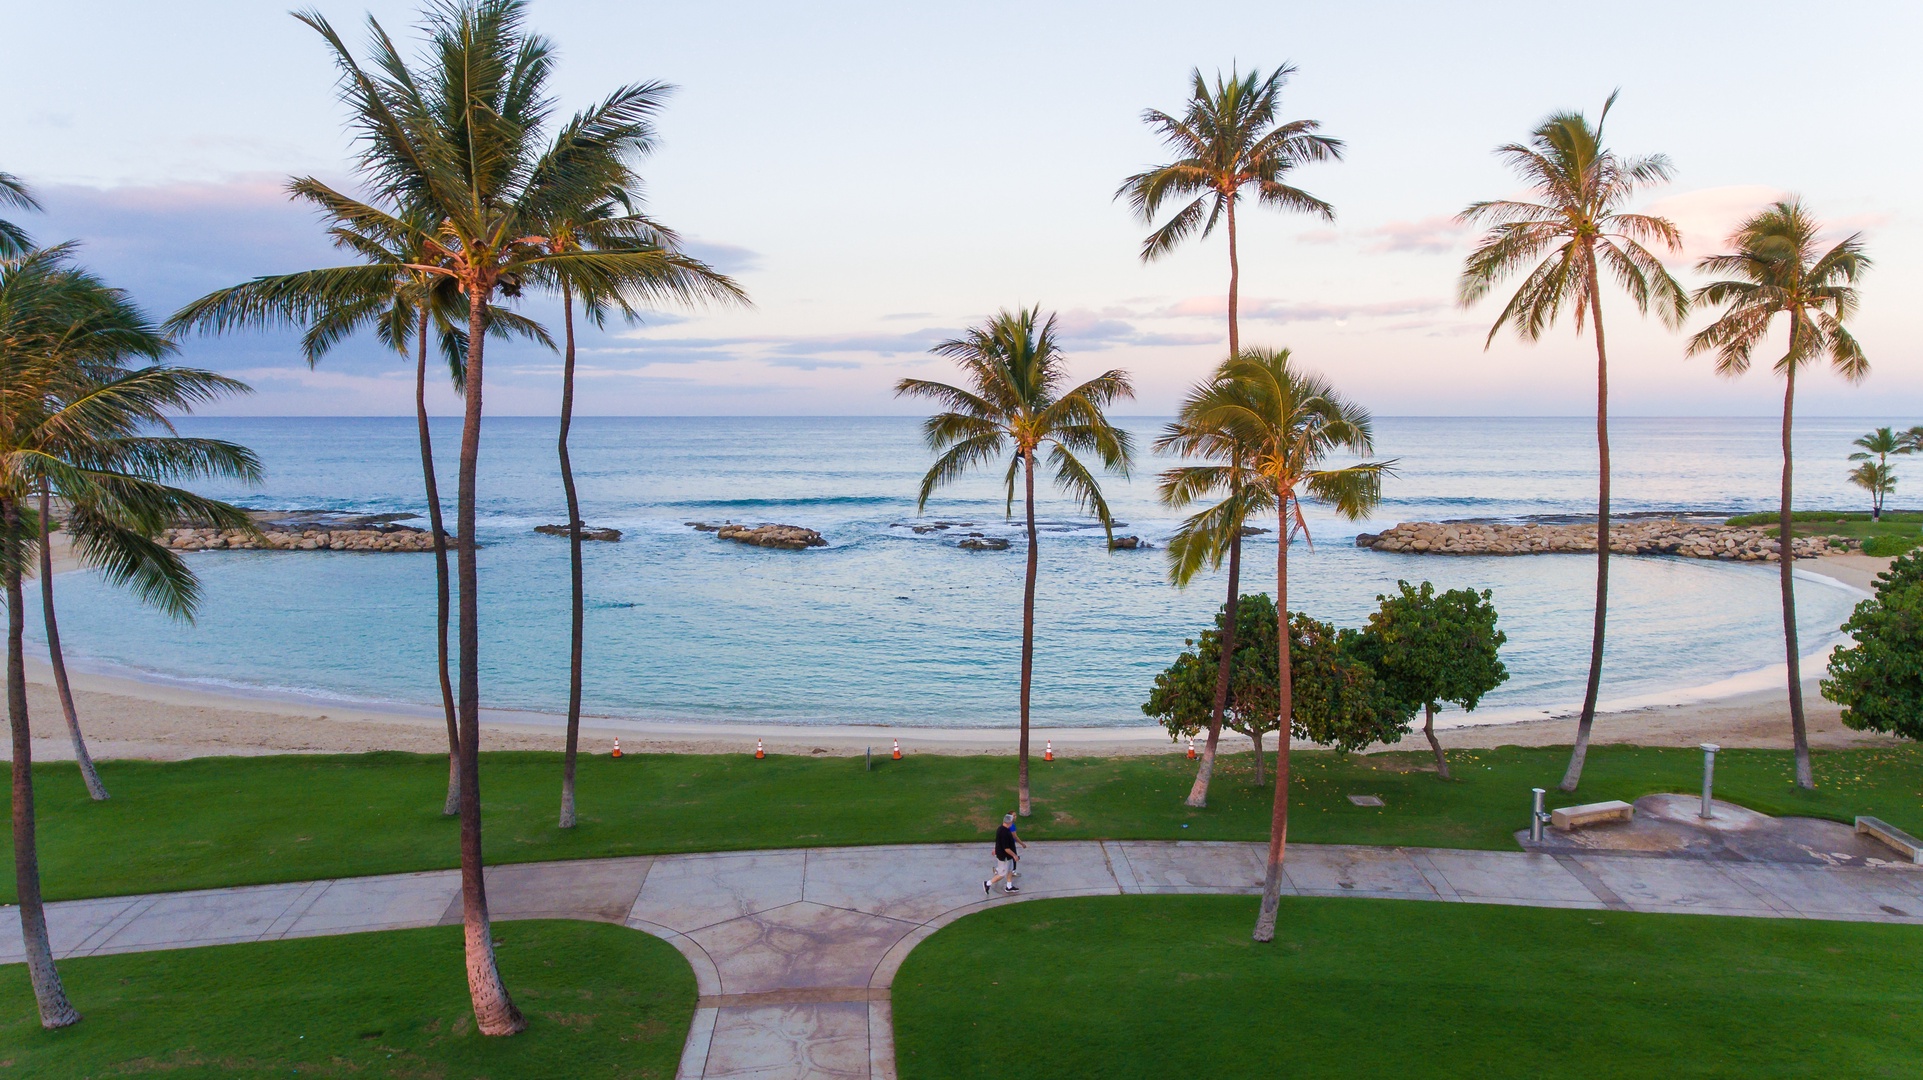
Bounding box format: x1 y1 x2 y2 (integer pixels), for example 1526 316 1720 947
6 548 1905 761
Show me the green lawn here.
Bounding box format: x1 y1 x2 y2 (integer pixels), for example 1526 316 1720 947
6 743 1920 903
1727 508 1923 550
893 895 1923 1079
0 920 693 1078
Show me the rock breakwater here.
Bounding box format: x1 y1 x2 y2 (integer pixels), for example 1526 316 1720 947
1357 520 1856 562
161 523 435 552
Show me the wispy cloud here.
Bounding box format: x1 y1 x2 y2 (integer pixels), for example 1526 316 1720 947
1360 214 1468 254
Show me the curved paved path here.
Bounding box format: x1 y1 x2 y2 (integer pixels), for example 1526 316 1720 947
6 840 1922 1078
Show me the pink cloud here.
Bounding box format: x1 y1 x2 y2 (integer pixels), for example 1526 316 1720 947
1359 215 1468 254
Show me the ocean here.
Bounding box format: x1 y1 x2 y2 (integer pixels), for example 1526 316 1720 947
24 415 1893 729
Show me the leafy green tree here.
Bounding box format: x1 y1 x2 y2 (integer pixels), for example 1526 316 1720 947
1118 65 1342 359
1184 347 1389 942
1457 91 1686 793
1823 550 1923 740
2 246 259 1028
1352 581 1508 779
1847 462 1896 520
1144 594 1403 784
1849 427 1907 520
897 307 1133 817
1689 199 1870 790
1156 363 1268 806
0 172 36 258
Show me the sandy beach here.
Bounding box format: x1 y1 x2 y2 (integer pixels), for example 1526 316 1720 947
7 544 1903 762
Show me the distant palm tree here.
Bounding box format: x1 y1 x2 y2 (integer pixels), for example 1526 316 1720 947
0 172 37 258
1 245 259 1028
172 206 549 818
1156 364 1269 807
897 307 1134 816
1184 347 1390 943
1119 65 1343 359
1457 92 1687 792
1846 462 1895 519
525 93 745 830
1850 427 1908 520
1689 199 1870 790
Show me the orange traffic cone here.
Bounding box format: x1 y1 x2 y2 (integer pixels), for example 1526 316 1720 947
892 738 902 760
755 738 765 759
611 738 622 759
1186 735 1196 760
1044 740 1053 762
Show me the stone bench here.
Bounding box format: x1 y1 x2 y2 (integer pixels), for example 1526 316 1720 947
1550 800 1634 831
1856 817 1923 864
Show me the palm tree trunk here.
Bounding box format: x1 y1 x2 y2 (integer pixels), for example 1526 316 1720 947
1423 703 1450 780
458 291 524 1036
1250 728 1264 787
1186 525 1240 807
558 281 585 829
36 486 106 801
1780 362 1812 789
417 310 460 818
1254 500 1293 942
1017 448 1038 818
4 498 80 1028
1225 196 1240 360
1561 254 1611 792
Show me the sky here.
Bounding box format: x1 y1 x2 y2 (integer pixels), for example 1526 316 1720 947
4 0 1919 417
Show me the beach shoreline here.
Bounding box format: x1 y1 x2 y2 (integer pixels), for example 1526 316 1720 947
8 548 1902 761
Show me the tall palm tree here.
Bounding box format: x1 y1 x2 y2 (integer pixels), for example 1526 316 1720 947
1118 65 1343 359
1 245 259 1028
524 97 744 830
0 172 37 258
1850 427 1907 520
250 0 746 1033
172 207 548 818
1688 199 1869 790
1157 364 1269 807
1187 347 1388 942
896 307 1133 816
1456 92 1686 792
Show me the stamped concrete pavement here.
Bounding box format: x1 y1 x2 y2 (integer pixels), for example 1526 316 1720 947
5 840 1921 1078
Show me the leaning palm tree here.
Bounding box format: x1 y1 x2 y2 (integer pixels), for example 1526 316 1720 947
1 245 259 1028
1156 365 1269 807
1688 199 1870 790
1457 92 1686 792
171 206 548 818
234 0 748 1033
1849 427 1907 520
896 307 1133 816
1119 65 1343 359
1187 347 1389 943
0 172 37 258
524 94 744 830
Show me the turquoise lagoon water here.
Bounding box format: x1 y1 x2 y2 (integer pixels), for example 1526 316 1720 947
24 416 1887 728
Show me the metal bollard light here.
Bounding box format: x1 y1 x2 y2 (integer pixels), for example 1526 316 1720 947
1530 787 1547 841
1699 743 1720 819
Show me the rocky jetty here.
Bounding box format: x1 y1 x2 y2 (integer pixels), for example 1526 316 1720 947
161 523 435 552
688 521 826 549
1356 519 1856 562
535 524 622 542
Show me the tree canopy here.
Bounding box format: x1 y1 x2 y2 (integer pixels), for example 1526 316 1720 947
1823 552 1923 741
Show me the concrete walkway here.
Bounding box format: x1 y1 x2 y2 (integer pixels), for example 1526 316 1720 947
5 840 1921 1078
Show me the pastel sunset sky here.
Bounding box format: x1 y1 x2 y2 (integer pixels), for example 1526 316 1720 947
6 0 1917 416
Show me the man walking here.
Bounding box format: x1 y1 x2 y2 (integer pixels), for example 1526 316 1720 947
985 812 1024 898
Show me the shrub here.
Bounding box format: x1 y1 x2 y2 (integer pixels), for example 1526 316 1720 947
1822 551 1923 740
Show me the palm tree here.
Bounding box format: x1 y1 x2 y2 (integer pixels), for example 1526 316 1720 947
524 97 745 830
896 307 1133 816
1 245 259 1028
1688 199 1869 790
1156 364 1269 807
246 0 748 1033
0 172 36 258
1118 65 1343 359
1846 461 1895 519
1186 347 1389 943
1850 427 1908 520
171 207 548 818
1456 92 1687 792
